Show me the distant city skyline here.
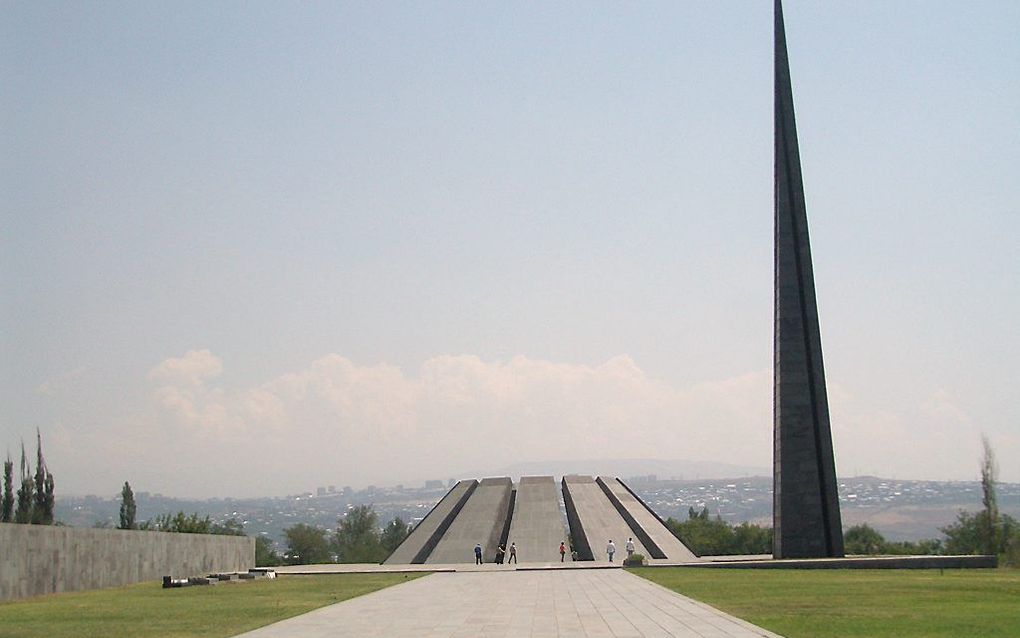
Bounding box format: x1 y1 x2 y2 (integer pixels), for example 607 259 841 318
3 2 1018 497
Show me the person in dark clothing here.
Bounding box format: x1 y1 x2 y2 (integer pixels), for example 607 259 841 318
474 543 483 565
495 544 506 564
507 542 517 564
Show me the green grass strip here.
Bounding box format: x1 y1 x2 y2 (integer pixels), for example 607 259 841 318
0 572 426 638
632 567 1020 638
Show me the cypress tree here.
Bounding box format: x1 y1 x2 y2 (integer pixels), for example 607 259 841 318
15 443 34 524
43 472 55 524
33 431 46 523
1 455 13 523
28 430 55 525
119 482 137 530
980 436 1000 555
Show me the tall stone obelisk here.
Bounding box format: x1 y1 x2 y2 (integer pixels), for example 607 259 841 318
773 0 844 559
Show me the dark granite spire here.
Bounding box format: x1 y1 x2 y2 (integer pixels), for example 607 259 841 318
773 0 844 559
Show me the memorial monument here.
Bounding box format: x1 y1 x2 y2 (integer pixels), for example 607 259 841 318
772 0 845 559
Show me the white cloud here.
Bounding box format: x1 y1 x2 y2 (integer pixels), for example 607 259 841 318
148 349 223 386
35 350 1016 498
139 351 773 495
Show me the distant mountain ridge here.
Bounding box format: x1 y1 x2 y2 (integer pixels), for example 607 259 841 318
457 458 769 482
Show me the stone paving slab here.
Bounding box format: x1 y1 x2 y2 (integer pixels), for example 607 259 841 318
235 568 781 637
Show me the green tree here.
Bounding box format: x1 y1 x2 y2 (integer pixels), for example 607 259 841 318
731 521 772 555
284 523 331 565
335 505 386 563
979 435 999 556
1 455 13 523
380 516 412 554
119 482 137 530
942 510 1019 556
940 436 1020 559
665 507 771 556
255 536 281 567
883 537 943 556
14 443 33 523
666 507 732 556
43 472 55 523
210 517 246 536
32 429 55 524
844 524 886 555
140 511 212 533
138 511 247 536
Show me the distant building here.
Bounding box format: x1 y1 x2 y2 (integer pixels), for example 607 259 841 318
424 480 445 490
316 487 326 497
328 485 336 493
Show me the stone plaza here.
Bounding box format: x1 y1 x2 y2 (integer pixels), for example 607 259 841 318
237 568 780 638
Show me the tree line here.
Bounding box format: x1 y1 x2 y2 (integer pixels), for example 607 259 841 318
665 507 772 555
843 438 1019 565
666 436 1017 566
117 482 246 536
116 482 409 567
9 430 1012 567
1 430 55 525
269 505 412 566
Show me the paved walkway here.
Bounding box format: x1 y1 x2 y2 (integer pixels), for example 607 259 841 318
236 569 780 637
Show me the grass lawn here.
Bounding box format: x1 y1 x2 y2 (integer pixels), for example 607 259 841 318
0 572 426 638
632 567 1020 638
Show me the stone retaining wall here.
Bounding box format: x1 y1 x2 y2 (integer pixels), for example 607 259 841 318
0 522 254 601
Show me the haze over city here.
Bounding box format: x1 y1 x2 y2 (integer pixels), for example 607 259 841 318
3 2 1018 498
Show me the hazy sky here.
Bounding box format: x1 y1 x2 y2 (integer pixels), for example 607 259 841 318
3 2 1017 498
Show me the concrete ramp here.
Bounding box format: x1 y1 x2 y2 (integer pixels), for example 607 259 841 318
505 476 568 563
384 480 477 565
562 475 649 562
598 476 698 561
426 477 512 564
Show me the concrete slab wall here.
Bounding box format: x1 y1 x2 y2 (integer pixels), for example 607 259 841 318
562 475 650 563
562 477 593 560
384 480 477 565
506 476 568 563
600 477 698 561
0 523 254 602
427 477 512 564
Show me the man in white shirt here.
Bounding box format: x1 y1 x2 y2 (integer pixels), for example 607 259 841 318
625 538 635 559
606 539 616 562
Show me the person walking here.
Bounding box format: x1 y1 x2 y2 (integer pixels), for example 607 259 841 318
507 542 518 564
626 538 635 559
559 541 566 562
474 543 483 565
606 539 616 563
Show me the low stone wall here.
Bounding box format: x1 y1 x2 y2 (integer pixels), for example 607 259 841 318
0 523 254 602
675 554 998 570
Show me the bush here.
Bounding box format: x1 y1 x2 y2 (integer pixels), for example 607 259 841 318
623 553 645 567
1004 536 1020 568
665 507 771 556
284 523 332 565
256 536 281 567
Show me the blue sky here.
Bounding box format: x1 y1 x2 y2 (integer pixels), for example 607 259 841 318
2 1 1017 497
